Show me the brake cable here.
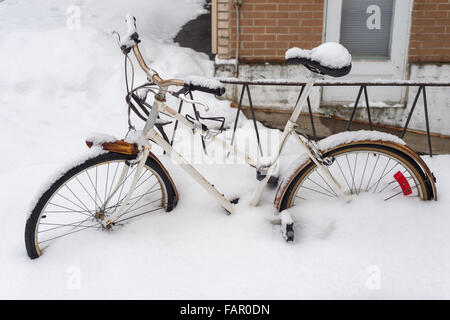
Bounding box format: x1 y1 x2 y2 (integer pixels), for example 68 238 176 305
124 53 136 136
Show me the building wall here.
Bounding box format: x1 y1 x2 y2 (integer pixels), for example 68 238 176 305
213 0 450 135
409 0 450 63
216 0 231 58
216 0 450 63
216 0 324 61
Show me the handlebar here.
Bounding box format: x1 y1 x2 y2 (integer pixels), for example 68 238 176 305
118 14 225 96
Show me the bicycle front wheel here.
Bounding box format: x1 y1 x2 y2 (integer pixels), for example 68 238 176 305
25 152 177 259
278 142 433 211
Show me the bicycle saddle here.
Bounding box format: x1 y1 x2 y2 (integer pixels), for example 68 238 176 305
285 42 352 77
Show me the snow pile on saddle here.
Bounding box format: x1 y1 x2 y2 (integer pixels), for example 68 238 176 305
318 130 406 151
184 76 224 90
285 42 352 69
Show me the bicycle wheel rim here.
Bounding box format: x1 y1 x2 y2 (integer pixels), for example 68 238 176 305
286 144 429 208
31 156 167 256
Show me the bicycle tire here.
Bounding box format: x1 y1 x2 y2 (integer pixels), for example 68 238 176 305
25 152 177 259
278 142 433 211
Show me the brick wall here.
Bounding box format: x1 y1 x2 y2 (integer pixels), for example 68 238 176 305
219 0 324 63
409 0 450 63
216 0 231 57
216 0 450 64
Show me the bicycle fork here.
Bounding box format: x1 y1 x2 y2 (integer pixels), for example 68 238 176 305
103 147 151 227
249 120 350 206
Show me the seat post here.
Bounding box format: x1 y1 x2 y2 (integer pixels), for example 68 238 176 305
289 71 319 123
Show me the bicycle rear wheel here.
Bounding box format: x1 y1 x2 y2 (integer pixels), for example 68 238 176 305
25 152 177 259
278 142 433 211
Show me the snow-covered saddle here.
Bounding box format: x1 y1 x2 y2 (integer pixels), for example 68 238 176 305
285 42 352 77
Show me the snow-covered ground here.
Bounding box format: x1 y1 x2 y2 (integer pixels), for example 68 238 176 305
1 0 450 299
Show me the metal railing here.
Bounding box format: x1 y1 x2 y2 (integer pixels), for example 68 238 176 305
217 78 450 157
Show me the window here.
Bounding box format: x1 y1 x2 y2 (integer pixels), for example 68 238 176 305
340 0 394 59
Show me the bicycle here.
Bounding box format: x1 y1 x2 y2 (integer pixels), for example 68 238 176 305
25 15 437 259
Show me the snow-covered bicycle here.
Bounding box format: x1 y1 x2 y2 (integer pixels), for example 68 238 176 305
25 16 437 259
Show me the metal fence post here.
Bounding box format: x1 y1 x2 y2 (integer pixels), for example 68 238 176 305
363 86 373 130
245 85 264 157
229 84 246 149
401 86 423 139
422 87 433 156
346 85 364 130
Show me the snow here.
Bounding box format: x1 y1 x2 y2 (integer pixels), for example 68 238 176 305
344 101 404 108
119 13 138 49
219 77 450 86
124 129 147 148
184 75 225 90
85 133 118 145
286 42 352 69
318 130 406 151
215 56 237 65
1 0 450 299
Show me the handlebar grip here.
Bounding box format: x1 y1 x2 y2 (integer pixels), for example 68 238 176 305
184 76 226 96
185 84 226 96
120 14 140 53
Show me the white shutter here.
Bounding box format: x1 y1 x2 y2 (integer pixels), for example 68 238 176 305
340 0 394 58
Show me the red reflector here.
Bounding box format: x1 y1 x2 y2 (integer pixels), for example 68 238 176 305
393 171 412 196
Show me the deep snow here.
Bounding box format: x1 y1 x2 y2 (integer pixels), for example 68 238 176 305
1 0 450 299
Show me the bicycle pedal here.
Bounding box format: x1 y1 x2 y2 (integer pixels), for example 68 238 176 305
280 211 294 242
256 171 279 187
267 175 279 188
230 197 239 204
284 223 294 242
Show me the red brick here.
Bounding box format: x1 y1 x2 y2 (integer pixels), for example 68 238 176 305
265 26 289 33
266 12 289 19
254 4 277 11
289 12 313 19
254 34 276 41
276 34 300 41
301 4 323 11
242 12 265 19
253 49 277 56
254 19 278 26
278 4 300 11
242 41 266 49
266 41 290 49
224 0 326 61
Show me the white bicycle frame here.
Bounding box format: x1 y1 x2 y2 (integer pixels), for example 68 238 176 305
103 70 348 227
